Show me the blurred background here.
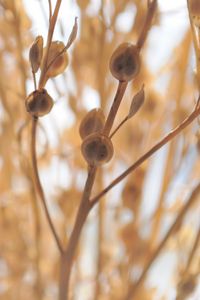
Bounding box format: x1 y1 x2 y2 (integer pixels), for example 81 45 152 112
0 0 199 299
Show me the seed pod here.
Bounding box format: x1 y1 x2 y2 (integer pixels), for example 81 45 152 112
25 89 54 117
109 43 140 82
43 41 69 78
189 0 200 26
81 133 114 166
79 108 105 140
29 36 43 73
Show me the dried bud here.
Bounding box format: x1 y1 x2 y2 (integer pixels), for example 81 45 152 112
25 89 54 117
128 85 145 118
29 36 43 73
81 133 114 166
109 43 140 82
43 41 69 78
79 108 105 140
189 0 200 26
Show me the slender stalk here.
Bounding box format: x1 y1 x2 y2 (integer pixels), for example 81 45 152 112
39 0 63 88
137 0 157 50
109 116 128 139
31 117 63 254
183 225 200 276
124 181 200 300
103 81 128 136
90 99 200 205
59 166 96 300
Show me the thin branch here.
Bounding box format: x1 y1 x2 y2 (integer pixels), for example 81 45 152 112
103 81 128 136
39 0 63 89
184 225 200 275
59 166 97 300
48 0 52 22
90 99 200 205
125 181 200 300
110 116 128 139
137 0 157 50
31 117 64 254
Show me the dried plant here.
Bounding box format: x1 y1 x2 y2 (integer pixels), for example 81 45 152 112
0 0 200 300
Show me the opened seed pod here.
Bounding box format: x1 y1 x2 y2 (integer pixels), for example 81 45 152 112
25 89 54 117
189 0 200 26
109 43 140 82
81 133 114 166
29 36 43 73
79 108 105 140
43 41 68 78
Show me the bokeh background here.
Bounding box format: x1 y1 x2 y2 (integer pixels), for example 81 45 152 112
0 0 199 299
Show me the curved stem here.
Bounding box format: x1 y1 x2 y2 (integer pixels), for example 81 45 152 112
91 100 200 206
31 117 64 254
125 181 200 300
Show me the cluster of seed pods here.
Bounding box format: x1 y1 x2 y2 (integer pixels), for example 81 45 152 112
80 41 141 166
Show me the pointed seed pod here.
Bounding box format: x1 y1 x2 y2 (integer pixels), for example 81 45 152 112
189 0 200 26
81 133 114 166
25 89 54 117
109 43 140 82
79 108 105 140
29 36 43 73
43 41 69 78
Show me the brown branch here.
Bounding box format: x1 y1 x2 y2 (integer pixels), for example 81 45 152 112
59 166 97 300
137 0 157 50
184 225 200 276
90 99 200 206
39 0 63 89
103 81 128 136
125 181 200 300
31 117 64 254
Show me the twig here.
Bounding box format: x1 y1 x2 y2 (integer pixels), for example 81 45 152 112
31 117 64 254
184 225 200 276
39 0 63 89
90 98 200 205
124 181 200 300
48 0 52 22
59 166 97 300
137 0 157 50
103 81 128 136
109 116 128 139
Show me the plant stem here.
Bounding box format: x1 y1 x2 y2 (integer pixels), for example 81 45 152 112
59 166 96 300
103 81 128 136
184 224 200 276
109 116 128 139
137 0 157 50
125 181 200 300
31 117 63 254
90 100 200 205
39 0 62 89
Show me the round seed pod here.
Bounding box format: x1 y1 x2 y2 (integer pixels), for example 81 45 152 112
189 0 200 26
81 133 114 166
109 43 140 82
25 89 54 117
79 108 105 140
43 41 69 78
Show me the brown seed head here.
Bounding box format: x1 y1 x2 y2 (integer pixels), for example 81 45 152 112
42 41 69 78
79 108 105 140
81 133 114 166
25 89 54 117
109 43 140 82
